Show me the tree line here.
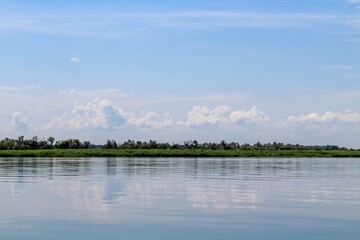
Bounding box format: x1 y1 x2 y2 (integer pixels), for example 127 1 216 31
0 136 91 150
0 136 351 151
104 139 349 151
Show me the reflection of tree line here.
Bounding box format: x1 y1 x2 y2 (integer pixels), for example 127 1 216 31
0 158 92 178
0 158 347 179
0 136 351 150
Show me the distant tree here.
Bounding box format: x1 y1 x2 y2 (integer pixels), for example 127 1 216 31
47 137 55 147
31 136 39 149
104 140 117 149
83 141 91 149
149 140 158 149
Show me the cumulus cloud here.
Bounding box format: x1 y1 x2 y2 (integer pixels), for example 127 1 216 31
9 112 29 131
287 111 360 124
185 105 230 127
45 98 175 130
45 100 269 131
185 105 268 127
128 112 175 129
46 99 128 130
230 107 269 124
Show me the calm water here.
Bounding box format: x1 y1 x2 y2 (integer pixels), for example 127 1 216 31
0 158 359 240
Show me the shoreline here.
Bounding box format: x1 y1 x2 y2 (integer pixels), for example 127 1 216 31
0 149 360 158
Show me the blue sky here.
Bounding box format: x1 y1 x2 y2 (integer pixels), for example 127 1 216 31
1 0 360 147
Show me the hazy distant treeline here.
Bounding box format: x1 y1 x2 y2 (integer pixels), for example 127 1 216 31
0 136 350 151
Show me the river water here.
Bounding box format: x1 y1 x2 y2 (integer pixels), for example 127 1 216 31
0 158 359 239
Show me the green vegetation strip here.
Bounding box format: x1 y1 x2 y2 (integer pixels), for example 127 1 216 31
0 149 360 158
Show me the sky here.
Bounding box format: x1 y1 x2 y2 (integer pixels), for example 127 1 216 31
1 0 360 148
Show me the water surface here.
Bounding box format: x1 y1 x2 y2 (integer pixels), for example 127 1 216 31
0 158 359 239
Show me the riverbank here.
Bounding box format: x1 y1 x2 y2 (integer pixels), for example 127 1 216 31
0 149 360 158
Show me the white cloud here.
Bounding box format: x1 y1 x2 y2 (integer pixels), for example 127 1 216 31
185 105 268 127
347 0 360 4
128 112 175 129
45 101 268 130
346 38 360 42
185 105 231 127
9 112 29 131
46 99 128 130
45 99 175 130
2 85 360 148
70 56 81 63
0 85 43 93
145 93 246 105
0 86 19 91
0 10 346 37
339 73 360 79
323 65 353 70
348 20 360 28
287 111 360 124
230 106 269 125
59 88 127 96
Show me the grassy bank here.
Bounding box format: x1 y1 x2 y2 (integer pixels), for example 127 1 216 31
0 149 360 158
